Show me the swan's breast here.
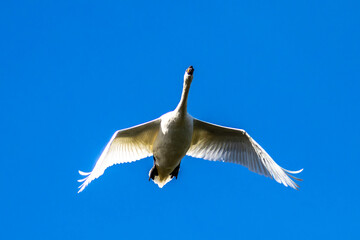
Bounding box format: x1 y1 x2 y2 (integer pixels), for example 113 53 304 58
153 112 193 168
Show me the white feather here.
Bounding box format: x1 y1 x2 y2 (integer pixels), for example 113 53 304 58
77 119 160 193
187 119 303 189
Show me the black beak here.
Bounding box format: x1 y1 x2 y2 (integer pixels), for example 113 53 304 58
186 66 194 75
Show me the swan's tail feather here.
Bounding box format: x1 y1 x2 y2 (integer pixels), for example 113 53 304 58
153 175 173 188
148 164 173 188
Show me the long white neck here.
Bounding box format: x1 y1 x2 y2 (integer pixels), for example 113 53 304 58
175 75 192 115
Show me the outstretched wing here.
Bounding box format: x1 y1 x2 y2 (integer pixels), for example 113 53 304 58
78 118 160 192
187 119 303 189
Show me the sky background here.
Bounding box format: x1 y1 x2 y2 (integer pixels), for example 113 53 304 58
1 1 359 239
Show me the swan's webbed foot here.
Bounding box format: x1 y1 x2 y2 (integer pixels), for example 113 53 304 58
170 164 180 179
149 156 158 181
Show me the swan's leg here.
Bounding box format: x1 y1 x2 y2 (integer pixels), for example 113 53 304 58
170 163 180 179
149 156 158 181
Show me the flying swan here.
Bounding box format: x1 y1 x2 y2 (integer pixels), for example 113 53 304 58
78 66 303 192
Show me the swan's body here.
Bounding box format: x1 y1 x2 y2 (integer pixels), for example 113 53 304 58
152 111 193 187
78 66 302 192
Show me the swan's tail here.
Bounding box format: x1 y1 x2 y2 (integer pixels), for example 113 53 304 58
153 175 173 188
148 166 172 188
148 163 174 188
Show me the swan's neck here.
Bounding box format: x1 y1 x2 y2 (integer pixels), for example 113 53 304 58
175 80 191 115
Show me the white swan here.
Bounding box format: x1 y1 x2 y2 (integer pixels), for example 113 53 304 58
78 66 302 192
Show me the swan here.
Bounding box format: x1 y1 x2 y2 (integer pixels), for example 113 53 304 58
78 66 302 192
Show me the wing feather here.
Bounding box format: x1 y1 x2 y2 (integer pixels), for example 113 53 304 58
78 118 160 192
187 119 303 189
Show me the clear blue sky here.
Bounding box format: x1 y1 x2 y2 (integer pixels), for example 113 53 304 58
1 1 359 239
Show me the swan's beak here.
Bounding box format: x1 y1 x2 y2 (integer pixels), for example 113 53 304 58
186 66 194 76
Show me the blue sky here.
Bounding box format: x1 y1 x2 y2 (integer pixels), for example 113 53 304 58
1 1 359 239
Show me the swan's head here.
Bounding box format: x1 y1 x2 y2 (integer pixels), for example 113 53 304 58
186 66 194 76
184 66 194 84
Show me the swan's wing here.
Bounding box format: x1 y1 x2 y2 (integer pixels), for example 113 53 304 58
78 118 160 193
187 119 303 189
